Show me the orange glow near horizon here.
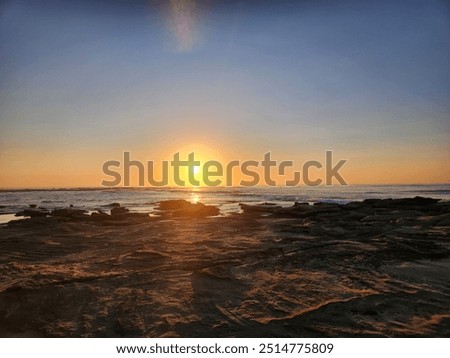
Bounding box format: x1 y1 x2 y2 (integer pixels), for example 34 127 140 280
0 141 449 188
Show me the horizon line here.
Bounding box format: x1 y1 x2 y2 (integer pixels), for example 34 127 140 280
0 183 449 192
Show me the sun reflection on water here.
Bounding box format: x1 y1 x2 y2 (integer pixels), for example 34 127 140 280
190 192 201 204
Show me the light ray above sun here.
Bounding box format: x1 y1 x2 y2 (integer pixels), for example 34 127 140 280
160 0 202 52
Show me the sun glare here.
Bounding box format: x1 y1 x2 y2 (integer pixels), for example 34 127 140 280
163 142 226 187
190 192 201 203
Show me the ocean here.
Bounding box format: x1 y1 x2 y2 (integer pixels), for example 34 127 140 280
0 184 449 222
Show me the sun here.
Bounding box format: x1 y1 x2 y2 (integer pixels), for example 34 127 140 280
162 141 227 187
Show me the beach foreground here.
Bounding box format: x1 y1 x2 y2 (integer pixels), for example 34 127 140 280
0 197 449 337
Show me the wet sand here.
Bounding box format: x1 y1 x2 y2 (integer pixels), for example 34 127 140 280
0 198 449 337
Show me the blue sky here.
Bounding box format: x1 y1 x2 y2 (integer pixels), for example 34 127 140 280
0 0 449 187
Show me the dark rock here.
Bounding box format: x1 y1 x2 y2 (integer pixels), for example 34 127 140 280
239 203 282 214
157 200 219 218
293 202 311 208
111 207 129 215
240 201 345 218
158 200 195 211
361 214 399 222
434 202 450 215
363 197 440 209
90 210 112 222
123 213 150 219
91 210 109 217
29 204 37 208
272 203 315 217
15 209 49 217
313 202 340 208
50 208 88 218
362 309 378 316
435 214 450 227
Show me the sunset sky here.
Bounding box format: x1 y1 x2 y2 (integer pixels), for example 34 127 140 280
0 0 449 188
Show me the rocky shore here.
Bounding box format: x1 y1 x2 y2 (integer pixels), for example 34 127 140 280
0 197 449 337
